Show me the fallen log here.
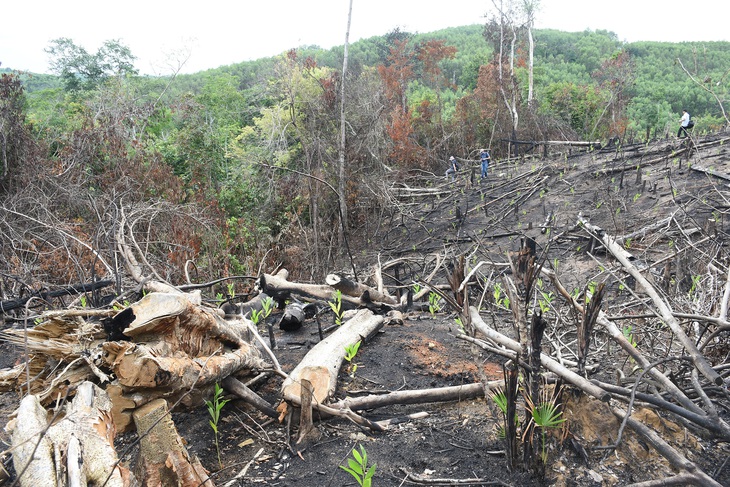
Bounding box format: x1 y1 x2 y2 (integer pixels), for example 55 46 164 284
0 279 114 313
259 272 396 311
280 309 384 406
328 381 504 411
259 272 351 305
325 273 397 305
690 164 730 184
103 342 264 390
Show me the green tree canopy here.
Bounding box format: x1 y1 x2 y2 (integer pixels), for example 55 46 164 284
45 38 138 91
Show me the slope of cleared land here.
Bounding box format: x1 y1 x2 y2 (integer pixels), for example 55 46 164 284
1 131 729 486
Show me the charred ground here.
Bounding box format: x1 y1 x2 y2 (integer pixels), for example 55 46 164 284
2 131 730 486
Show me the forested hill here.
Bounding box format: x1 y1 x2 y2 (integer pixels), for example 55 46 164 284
2 22 730 292
7 25 730 136
174 25 730 136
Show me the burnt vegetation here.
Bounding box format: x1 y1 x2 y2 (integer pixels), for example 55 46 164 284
1 16 730 487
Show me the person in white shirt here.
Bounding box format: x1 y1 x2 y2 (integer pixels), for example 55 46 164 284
678 109 691 138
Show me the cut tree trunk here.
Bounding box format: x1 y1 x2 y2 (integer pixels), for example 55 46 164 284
325 273 397 305
133 398 213 487
280 309 384 406
9 382 134 487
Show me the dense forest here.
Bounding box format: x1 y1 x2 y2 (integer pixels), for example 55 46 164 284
2 18 730 293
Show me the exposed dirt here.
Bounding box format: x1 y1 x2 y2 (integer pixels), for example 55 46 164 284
2 133 730 486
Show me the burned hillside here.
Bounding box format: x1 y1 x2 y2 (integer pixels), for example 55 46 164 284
1 130 729 486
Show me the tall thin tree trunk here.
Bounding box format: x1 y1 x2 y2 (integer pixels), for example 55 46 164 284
338 0 353 245
527 24 534 105
523 0 538 106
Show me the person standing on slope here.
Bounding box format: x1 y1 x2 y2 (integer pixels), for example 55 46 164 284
445 156 459 181
677 109 692 138
480 149 491 180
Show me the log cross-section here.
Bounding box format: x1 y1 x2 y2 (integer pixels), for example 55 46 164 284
325 273 397 305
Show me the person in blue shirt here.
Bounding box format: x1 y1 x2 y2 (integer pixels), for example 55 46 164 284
480 149 491 180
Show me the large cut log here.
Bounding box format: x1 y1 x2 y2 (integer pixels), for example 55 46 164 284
325 273 397 305
280 309 384 405
133 399 213 487
9 382 134 487
100 292 266 430
103 342 264 390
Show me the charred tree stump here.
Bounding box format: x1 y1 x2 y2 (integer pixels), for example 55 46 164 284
577 283 605 375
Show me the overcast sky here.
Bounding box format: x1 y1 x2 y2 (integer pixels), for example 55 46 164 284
2 0 728 76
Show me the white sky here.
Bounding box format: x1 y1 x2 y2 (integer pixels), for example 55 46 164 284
2 0 728 76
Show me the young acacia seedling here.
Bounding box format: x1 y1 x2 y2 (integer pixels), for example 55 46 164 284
206 383 231 469
340 444 376 487
344 340 361 377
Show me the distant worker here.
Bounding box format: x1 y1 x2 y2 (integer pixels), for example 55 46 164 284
480 149 491 180
445 156 459 181
677 109 693 138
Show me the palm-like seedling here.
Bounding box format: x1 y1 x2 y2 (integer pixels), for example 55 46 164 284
523 385 565 463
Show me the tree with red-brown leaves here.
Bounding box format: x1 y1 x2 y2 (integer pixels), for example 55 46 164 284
455 63 502 151
591 49 635 139
378 38 415 110
378 37 461 170
378 39 423 168
387 104 425 168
